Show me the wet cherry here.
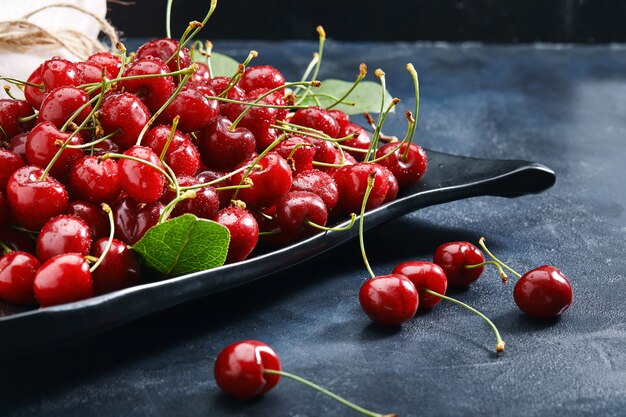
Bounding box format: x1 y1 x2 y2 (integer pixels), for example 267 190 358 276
392 261 447 309
33 253 93 307
0 250 40 305
90 237 141 295
359 274 419 325
433 241 485 289
36 215 92 262
212 207 259 263
513 265 573 319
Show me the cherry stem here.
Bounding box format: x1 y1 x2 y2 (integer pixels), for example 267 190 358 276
89 204 114 273
232 134 286 200
17 113 38 124
178 164 252 190
365 95 400 162
3 85 19 100
0 240 12 255
61 130 119 150
263 369 393 417
0 125 8 141
0 77 44 89
309 92 355 106
477 237 522 279
327 63 367 110
359 171 378 279
204 94 308 110
306 213 357 232
424 289 506 353
214 181 253 192
166 0 173 38
179 0 217 49
295 26 326 106
160 116 180 162
404 64 420 157
59 92 101 133
294 52 319 94
160 190 196 223
101 153 176 187
82 65 193 93
465 260 508 284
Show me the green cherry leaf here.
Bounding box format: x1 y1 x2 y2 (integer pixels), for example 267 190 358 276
190 48 239 77
298 79 394 115
132 214 230 277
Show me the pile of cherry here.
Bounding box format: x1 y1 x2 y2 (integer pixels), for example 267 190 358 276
0 37 428 308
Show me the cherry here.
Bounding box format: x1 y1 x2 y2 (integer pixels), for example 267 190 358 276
91 237 141 295
87 51 122 78
119 58 175 113
214 339 281 400
291 106 340 138
433 241 485 289
0 191 7 229
247 87 287 121
36 215 92 262
238 65 285 92
381 166 399 204
291 169 339 211
6 165 68 231
192 62 210 83
37 86 92 129
69 156 121 203
376 142 427 188
274 135 316 175
75 60 109 85
275 191 328 239
24 58 80 110
67 200 110 240
117 146 166 203
113 196 164 245
333 162 390 214
341 123 371 162
7 132 29 160
33 253 93 307
213 206 259 263
327 109 350 133
359 274 419 325
99 92 152 151
136 38 192 73
0 148 26 191
0 99 35 139
143 125 200 176
25 121 84 179
231 152 292 210
513 266 573 319
0 250 40 305
157 85 219 133
197 116 256 171
161 176 220 220
195 169 234 209
392 261 447 309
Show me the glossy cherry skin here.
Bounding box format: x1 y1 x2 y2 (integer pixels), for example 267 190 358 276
91 237 141 295
6 165 68 230
143 125 200 176
0 99 35 139
197 116 256 171
238 65 285 92
274 135 316 175
37 86 92 129
392 261 447 309
291 169 339 211
119 58 175 113
75 60 109 85
25 121 84 179
69 156 121 203
87 51 122 78
433 241 485 289
514 265 573 319
376 142 428 188
136 38 192 73
33 253 93 307
24 58 80 110
0 251 40 305
99 92 151 151
195 169 233 209
36 215 92 262
7 132 29 160
382 166 399 204
359 274 419 326
113 197 164 245
117 146 166 203
0 148 26 191
213 207 259 263
333 163 390 214
276 191 328 238
214 340 282 400
231 153 292 210
341 123 371 161
291 106 340 138
160 176 220 220
192 62 210 83
158 86 219 133
67 200 110 240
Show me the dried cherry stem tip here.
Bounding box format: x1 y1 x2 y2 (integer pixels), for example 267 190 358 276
263 369 393 417
424 289 506 353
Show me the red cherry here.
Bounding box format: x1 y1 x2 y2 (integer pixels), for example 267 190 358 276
113 196 164 245
392 261 448 309
192 62 210 83
341 123 371 162
276 191 328 239
274 135 316 175
24 58 80 110
36 215 92 262
291 169 339 211
359 274 419 325
514 265 573 319
161 176 220 220
136 38 192 73
231 153 292 210
238 65 285 92
433 241 485 289
195 169 233 209
382 166 399 204
69 156 121 203
158 86 219 133
376 142 428 187
6 165 68 230
214 339 281 400
7 132 29 160
327 109 351 133
213 207 259 263
291 106 340 138
117 146 166 203
99 92 151 151
197 115 256 171
333 163 390 214
0 99 35 139
87 51 122 78
75 60 109 85
119 58 175 113
37 86 92 129
0 148 26 191
143 125 200 176
67 200 110 240
0 251 40 305
33 253 93 307
91 237 141 295
25 121 84 179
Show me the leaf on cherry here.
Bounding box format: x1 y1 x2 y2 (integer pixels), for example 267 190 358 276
132 214 230 277
298 79 395 115
190 48 239 77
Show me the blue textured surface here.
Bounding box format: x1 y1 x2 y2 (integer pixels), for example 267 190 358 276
2 41 626 417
